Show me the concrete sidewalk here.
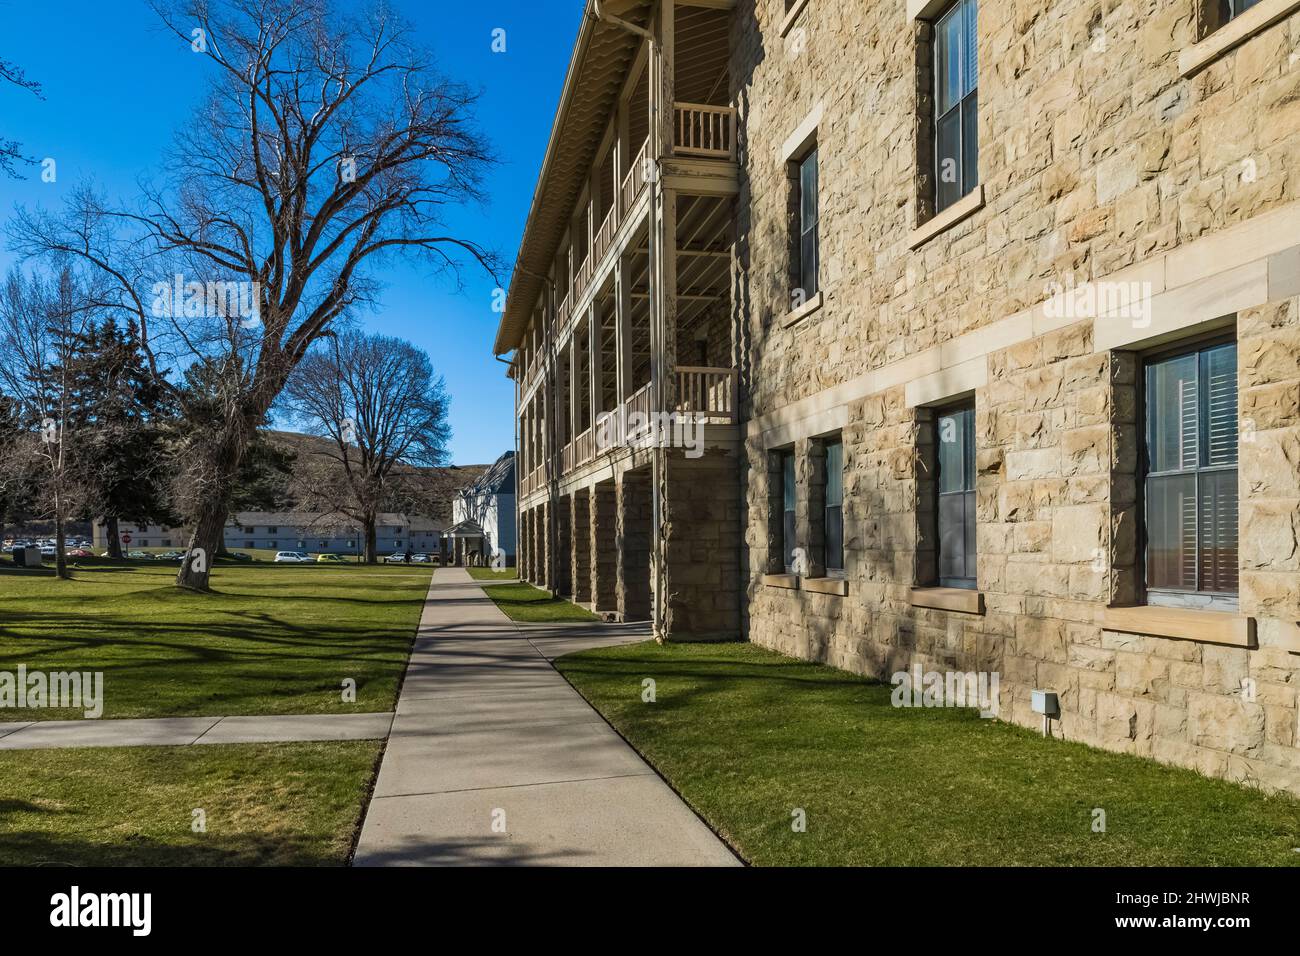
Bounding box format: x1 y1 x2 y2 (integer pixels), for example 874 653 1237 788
0 712 393 750
353 568 739 867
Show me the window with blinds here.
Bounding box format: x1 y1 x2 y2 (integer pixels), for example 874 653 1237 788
936 403 977 588
824 440 844 573
934 0 979 214
798 149 820 299
781 450 796 572
1144 341 1239 600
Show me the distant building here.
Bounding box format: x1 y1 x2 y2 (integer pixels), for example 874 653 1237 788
451 451 516 566
93 521 191 551
224 512 443 557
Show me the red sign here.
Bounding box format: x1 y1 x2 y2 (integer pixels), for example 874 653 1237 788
120 533 132 545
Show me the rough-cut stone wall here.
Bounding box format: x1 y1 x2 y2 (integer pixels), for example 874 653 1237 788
556 496 573 597
539 500 555 592
591 481 619 612
662 450 743 640
736 0 1300 793
617 470 652 622
571 488 592 604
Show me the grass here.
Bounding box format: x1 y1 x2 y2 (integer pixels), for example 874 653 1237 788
556 641 1300 866
466 567 518 582
0 741 380 866
0 560 432 720
478 580 599 624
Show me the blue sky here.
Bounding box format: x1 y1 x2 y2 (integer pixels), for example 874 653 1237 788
0 0 585 465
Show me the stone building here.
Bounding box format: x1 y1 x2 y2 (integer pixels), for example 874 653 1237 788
495 0 1300 795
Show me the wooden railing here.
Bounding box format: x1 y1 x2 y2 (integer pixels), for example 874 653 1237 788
593 203 618 268
674 103 736 160
674 366 738 423
621 137 651 212
574 427 595 467
624 382 653 440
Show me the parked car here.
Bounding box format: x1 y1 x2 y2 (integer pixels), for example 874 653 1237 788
411 553 431 564
127 550 154 559
156 550 187 561
383 552 407 564
274 551 312 563
66 548 95 558
316 553 347 563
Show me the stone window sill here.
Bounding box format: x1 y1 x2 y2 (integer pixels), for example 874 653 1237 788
803 575 847 596
1179 0 1300 78
910 586 985 615
1103 605 1257 649
779 0 811 36
762 573 799 590
781 290 823 328
908 185 985 250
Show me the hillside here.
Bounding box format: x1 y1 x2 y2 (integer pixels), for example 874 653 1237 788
263 430 491 524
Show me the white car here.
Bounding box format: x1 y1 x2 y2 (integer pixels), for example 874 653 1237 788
273 551 312 563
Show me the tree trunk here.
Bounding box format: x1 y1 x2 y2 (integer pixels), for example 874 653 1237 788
175 428 247 591
54 507 68 580
106 515 123 559
176 497 229 591
364 514 378 565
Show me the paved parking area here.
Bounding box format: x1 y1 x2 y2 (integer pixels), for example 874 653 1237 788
353 568 740 867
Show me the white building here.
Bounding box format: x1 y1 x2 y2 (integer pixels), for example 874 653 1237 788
451 452 516 566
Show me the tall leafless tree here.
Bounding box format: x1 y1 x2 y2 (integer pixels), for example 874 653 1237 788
8 0 494 589
280 329 450 562
0 266 95 578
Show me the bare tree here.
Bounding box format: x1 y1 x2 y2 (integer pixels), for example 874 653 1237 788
8 0 494 589
0 55 43 179
280 330 450 562
0 266 95 577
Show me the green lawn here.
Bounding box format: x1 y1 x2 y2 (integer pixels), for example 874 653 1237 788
0 560 432 719
556 641 1300 867
466 567 518 582
479 580 599 623
0 741 380 866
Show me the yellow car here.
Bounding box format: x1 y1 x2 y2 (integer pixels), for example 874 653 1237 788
316 553 348 564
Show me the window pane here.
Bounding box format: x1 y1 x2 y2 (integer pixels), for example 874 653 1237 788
782 451 795 570
936 109 962 213
1199 469 1238 593
825 505 843 572
800 150 818 227
1204 343 1238 467
1147 473 1197 590
963 0 978 94
938 493 967 582
825 442 843 507
1148 353 1199 473
936 404 976 587
801 229 818 298
964 489 977 580
937 407 970 493
783 511 796 571
782 453 795 511
936 7 963 115
962 90 979 195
